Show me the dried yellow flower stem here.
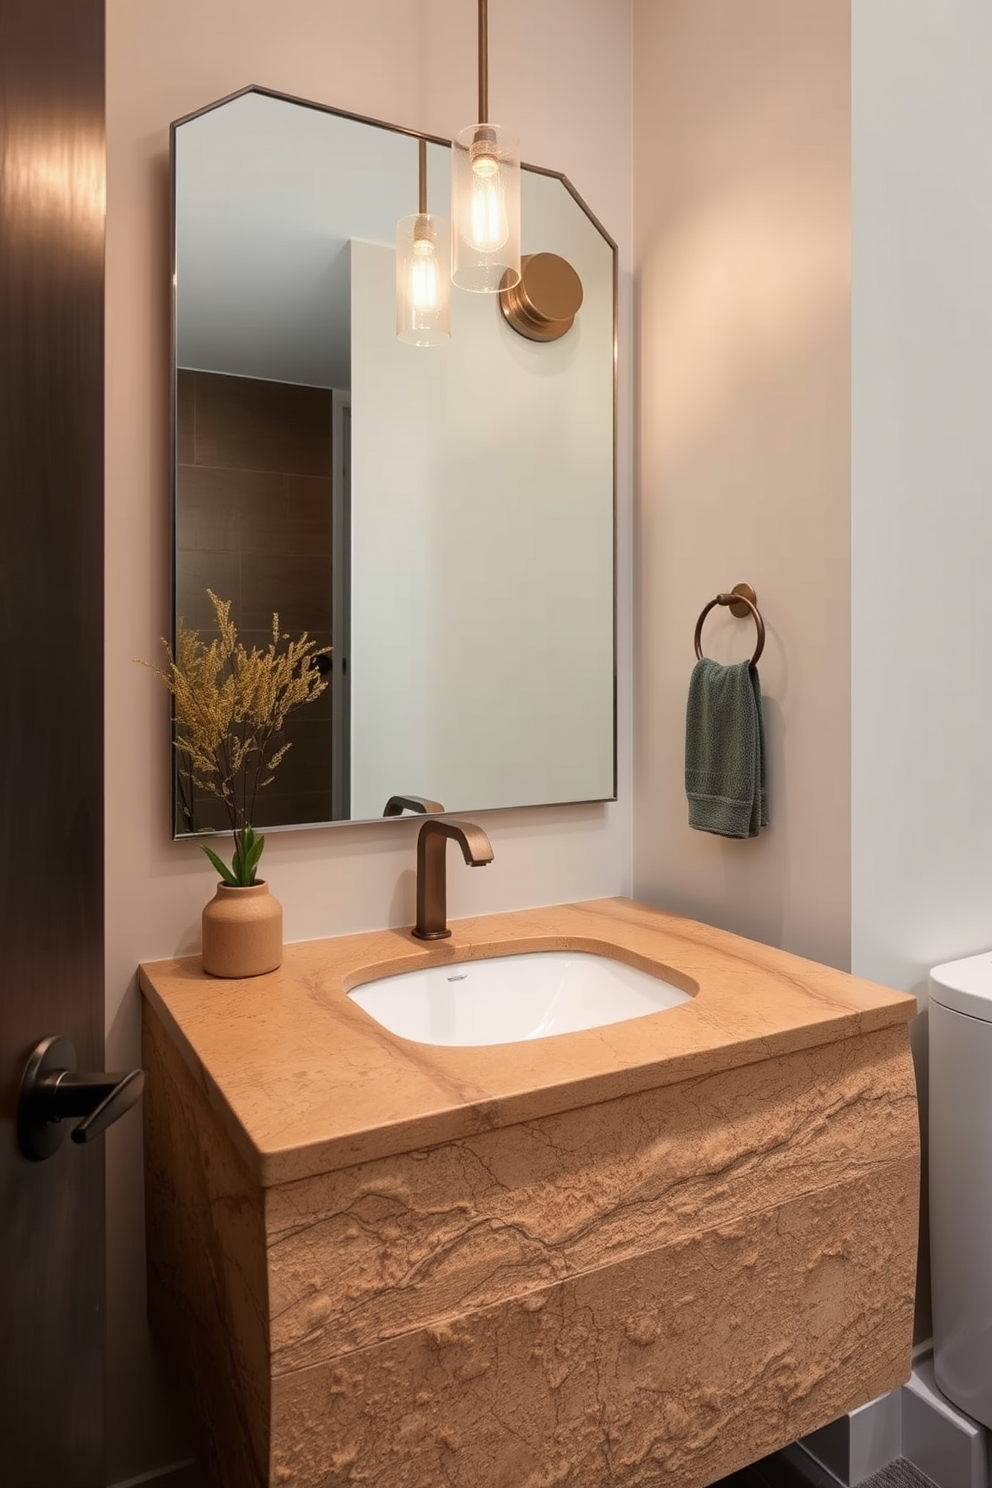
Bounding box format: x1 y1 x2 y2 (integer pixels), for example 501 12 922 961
143 591 327 839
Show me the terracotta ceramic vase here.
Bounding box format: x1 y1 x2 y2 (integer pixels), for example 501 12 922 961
201 880 283 978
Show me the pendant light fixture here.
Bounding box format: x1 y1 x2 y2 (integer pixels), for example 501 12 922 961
451 0 521 293
396 138 451 346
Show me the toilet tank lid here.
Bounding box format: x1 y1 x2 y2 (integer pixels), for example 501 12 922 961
930 951 992 1021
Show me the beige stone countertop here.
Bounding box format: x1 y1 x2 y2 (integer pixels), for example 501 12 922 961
138 896 917 1188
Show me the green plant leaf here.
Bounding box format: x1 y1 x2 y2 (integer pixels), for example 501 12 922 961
200 844 238 886
244 828 266 880
223 824 266 886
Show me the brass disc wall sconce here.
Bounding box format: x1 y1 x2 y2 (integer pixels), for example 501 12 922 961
499 252 583 342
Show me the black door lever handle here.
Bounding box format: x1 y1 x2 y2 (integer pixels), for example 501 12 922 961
45 1068 146 1144
17 1036 145 1161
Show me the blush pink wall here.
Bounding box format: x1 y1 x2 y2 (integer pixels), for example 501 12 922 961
105 2 633 1478
632 0 851 971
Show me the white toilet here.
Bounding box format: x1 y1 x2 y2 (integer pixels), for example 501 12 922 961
930 952 992 1430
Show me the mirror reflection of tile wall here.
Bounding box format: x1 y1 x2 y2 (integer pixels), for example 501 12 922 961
175 369 333 830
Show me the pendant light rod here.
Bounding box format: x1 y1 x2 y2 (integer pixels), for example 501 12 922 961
397 135 451 345
451 0 520 292
478 0 489 124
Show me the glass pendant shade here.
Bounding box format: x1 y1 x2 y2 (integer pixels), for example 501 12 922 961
396 211 451 346
451 122 520 293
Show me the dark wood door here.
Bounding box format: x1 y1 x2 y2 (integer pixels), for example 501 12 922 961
0 0 108 1483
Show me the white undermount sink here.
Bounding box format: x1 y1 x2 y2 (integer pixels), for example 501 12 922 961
347 950 692 1047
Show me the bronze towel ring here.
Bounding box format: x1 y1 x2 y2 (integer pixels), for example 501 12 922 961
694 582 765 669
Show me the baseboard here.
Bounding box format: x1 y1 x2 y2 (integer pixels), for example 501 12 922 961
782 1442 848 1487
796 1358 987 1488
901 1359 987 1488
108 1461 201 1488
799 1388 902 1485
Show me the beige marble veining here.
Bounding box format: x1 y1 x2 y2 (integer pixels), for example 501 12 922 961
264 1026 915 1377
140 897 920 1488
139 896 916 1186
270 1170 916 1488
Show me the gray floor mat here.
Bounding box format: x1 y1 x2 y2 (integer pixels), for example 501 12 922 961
857 1462 940 1488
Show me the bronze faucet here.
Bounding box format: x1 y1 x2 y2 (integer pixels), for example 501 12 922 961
412 818 494 940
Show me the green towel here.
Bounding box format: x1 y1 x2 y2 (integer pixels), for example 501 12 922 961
685 658 768 838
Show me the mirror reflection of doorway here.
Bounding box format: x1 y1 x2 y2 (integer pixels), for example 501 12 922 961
173 370 348 831
331 392 351 821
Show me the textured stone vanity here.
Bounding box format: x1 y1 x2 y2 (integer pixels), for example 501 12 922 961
139 897 919 1488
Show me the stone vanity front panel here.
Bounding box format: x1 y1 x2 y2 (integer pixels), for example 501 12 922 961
140 898 919 1488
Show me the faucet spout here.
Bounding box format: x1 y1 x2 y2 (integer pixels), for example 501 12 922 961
412 818 493 940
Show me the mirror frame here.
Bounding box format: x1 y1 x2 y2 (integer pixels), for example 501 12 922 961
169 83 619 837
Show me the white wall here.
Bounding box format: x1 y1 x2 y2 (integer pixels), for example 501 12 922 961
851 0 992 1003
105 2 633 1478
851 0 992 1341
349 194 614 819
632 0 852 969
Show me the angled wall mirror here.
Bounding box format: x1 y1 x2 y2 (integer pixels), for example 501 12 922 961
171 86 616 834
